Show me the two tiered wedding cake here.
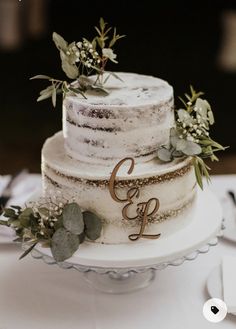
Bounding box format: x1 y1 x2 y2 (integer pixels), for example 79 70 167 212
42 72 196 243
1 19 224 262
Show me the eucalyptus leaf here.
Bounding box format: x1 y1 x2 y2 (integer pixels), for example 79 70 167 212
78 75 94 86
83 211 102 240
157 148 172 162
195 98 208 117
182 141 202 156
0 219 9 226
170 128 179 148
208 110 215 125
62 203 84 234
79 232 85 243
177 109 193 125
61 60 78 79
52 32 68 51
54 215 63 230
51 228 79 262
175 139 188 151
3 208 17 218
19 208 34 227
38 207 50 217
10 219 21 228
172 150 184 158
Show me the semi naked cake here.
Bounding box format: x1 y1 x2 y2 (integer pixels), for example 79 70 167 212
42 72 197 244
0 20 224 262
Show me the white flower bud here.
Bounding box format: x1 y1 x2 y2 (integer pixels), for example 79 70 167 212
196 129 202 135
187 136 194 142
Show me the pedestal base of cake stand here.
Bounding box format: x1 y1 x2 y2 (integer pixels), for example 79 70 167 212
32 188 224 294
83 270 156 293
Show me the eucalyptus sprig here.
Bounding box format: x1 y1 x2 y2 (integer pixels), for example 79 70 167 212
0 200 102 262
31 18 125 107
157 86 226 189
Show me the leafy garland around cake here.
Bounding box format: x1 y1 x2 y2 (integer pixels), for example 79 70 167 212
0 200 102 262
31 18 125 106
157 86 226 189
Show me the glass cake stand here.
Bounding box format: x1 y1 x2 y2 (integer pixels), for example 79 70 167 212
31 188 224 294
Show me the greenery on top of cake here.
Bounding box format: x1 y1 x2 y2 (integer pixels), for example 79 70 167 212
0 199 102 262
31 17 125 107
157 86 226 189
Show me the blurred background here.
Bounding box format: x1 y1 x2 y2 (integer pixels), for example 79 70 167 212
0 0 236 174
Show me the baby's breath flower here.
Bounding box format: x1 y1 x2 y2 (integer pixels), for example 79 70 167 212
187 135 194 142
196 129 202 135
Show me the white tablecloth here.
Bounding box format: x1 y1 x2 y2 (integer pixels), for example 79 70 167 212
1 175 236 329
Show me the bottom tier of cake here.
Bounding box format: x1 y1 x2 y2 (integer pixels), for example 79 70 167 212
41 132 197 244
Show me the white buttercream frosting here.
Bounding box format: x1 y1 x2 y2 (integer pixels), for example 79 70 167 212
63 72 174 165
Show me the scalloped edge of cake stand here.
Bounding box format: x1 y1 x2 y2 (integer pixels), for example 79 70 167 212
33 187 223 270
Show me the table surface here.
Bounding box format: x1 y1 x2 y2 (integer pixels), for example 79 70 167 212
1 174 236 329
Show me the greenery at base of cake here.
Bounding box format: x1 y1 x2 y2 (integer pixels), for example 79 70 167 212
157 86 226 189
0 199 102 262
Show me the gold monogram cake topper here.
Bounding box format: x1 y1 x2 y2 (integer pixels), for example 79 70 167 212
109 158 161 241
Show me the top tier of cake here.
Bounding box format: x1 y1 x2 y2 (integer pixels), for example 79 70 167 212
63 72 174 165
